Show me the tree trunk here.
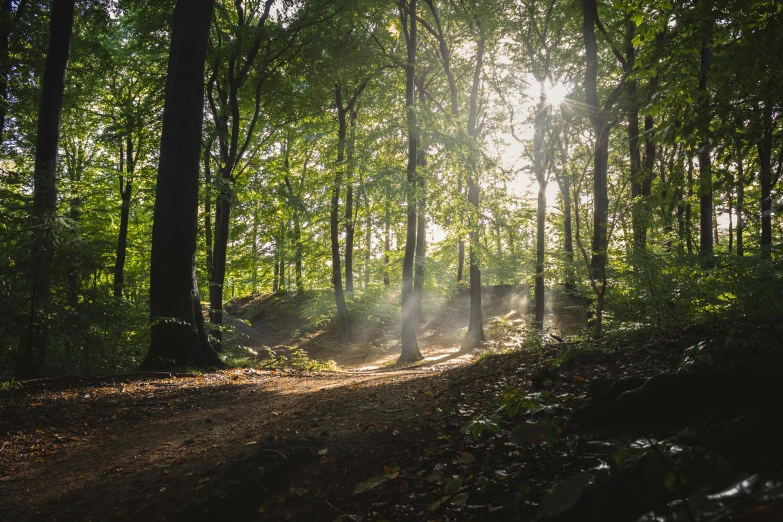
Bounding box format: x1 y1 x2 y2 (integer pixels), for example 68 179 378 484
625 23 643 257
332 83 354 343
462 37 486 349
345 110 357 293
413 88 427 321
145 0 222 370
534 82 547 328
736 156 744 256
698 23 713 256
114 135 134 299
758 100 773 259
383 205 390 287
16 0 76 379
273 235 280 293
457 174 465 284
399 0 422 363
727 190 733 254
204 142 213 279
582 0 612 339
686 156 694 254
364 192 371 289
209 194 230 349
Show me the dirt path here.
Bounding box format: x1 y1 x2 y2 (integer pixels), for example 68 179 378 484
0 362 482 522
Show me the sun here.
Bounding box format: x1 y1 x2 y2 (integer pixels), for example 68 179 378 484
546 80 569 106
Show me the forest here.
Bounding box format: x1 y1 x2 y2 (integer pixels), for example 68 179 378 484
1 0 782 520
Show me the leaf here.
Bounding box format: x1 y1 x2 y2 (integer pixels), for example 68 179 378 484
445 477 463 493
353 475 387 495
537 473 595 519
318 448 328 455
452 492 470 506
457 452 475 464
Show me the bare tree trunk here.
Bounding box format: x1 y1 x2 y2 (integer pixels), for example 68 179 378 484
413 88 427 321
534 82 547 328
698 20 713 256
332 83 354 343
204 142 214 279
364 192 371 289
399 0 422 362
273 235 280 293
114 135 134 299
462 37 486 349
758 100 773 259
16 0 76 378
145 0 222 370
345 109 357 293
457 175 465 284
686 156 694 254
383 205 390 287
736 156 744 256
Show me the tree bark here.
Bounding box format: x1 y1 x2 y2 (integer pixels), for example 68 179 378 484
332 83 354 343
534 82 547 328
114 135 134 299
345 109 357 293
145 0 222 370
686 156 694 254
758 100 773 259
698 21 713 256
582 0 616 339
413 88 427 322
16 0 75 379
399 0 422 362
462 36 486 349
383 205 390 287
457 175 465 284
736 155 744 256
204 141 214 279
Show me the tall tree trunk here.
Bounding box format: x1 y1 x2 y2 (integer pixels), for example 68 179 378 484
345 110 357 293
114 135 134 299
251 206 259 292
294 216 303 294
534 82 547 328
626 23 644 256
273 235 280 293
16 0 75 378
758 100 773 259
641 113 655 248
66 156 81 308
713 204 719 246
364 192 371 289
145 0 222 370
698 21 713 256
457 174 465 284
413 88 427 321
727 190 733 254
399 0 422 362
278 227 285 291
204 141 214 279
209 192 230 349
736 156 744 256
462 36 486 349
383 205 390 287
557 120 575 292
686 156 694 254
582 0 614 339
332 83 354 343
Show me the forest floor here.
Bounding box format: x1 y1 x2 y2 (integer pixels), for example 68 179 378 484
1 288 782 522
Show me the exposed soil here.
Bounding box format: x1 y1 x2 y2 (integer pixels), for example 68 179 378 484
2 291 781 522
